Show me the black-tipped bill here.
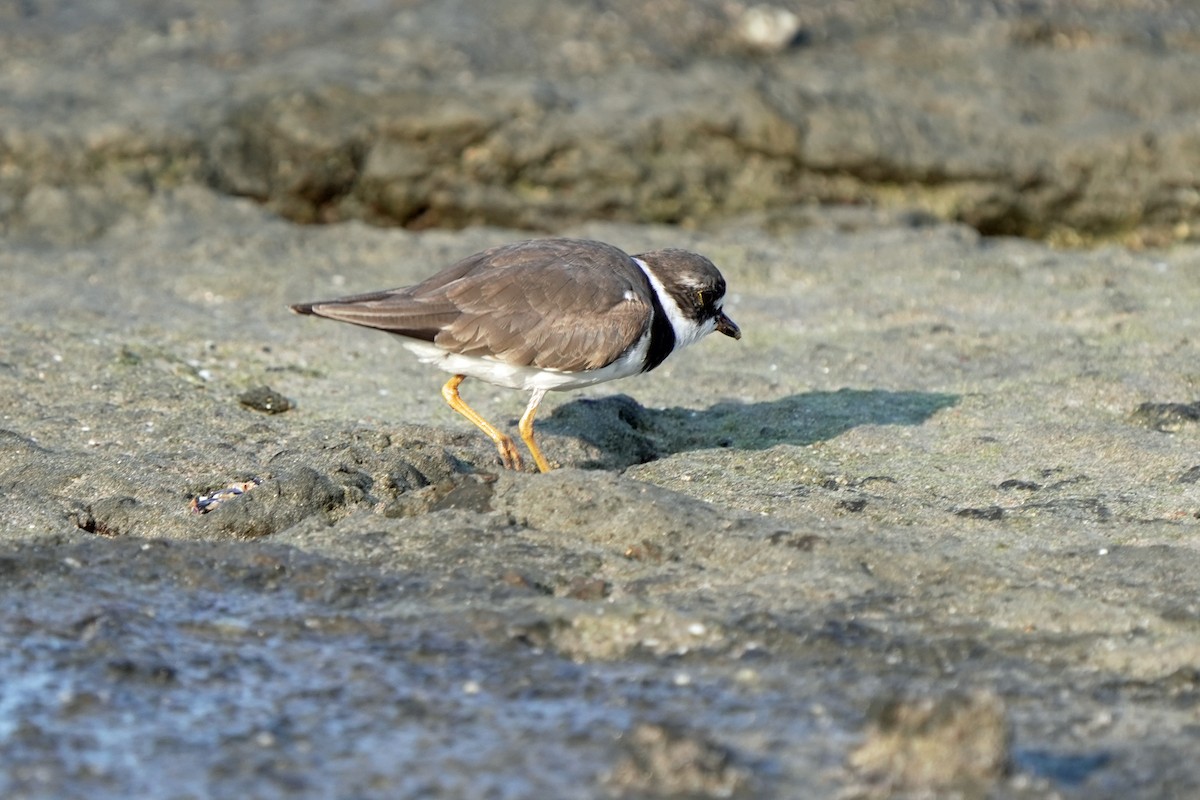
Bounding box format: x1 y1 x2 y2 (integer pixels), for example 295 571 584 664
716 311 741 340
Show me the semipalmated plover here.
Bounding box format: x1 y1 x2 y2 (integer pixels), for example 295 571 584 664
291 237 740 472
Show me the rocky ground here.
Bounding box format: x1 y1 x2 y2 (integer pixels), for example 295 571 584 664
4 2 1200 798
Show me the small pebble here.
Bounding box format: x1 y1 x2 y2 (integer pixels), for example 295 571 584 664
736 5 804 52
238 385 292 414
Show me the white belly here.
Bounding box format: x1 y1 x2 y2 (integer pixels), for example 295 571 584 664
398 334 650 392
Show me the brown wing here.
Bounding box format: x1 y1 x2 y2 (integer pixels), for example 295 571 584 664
287 240 583 342
291 239 653 372
290 286 456 343
437 240 652 372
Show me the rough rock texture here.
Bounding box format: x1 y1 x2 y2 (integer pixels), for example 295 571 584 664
6 189 1200 797
3 1 1200 245
6 2 1200 799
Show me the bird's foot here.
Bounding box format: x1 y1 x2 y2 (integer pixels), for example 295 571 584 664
495 436 524 471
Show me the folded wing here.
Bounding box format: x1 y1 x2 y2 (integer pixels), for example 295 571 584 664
290 238 653 373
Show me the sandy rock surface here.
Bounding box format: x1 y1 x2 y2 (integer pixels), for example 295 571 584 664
3 0 1200 245
4 2 1200 798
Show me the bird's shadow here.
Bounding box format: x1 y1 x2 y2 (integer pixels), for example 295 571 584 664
542 388 960 470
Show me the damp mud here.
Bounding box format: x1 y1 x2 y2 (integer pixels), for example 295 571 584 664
5 2 1200 798
6 194 1200 797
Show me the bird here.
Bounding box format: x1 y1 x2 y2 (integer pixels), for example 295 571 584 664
290 237 740 472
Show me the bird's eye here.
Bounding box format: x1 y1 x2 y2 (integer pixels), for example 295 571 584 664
694 289 713 309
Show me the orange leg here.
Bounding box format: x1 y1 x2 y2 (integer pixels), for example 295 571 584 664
518 388 553 474
441 375 523 470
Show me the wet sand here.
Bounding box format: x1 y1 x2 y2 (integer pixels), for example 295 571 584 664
4 2 1200 797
